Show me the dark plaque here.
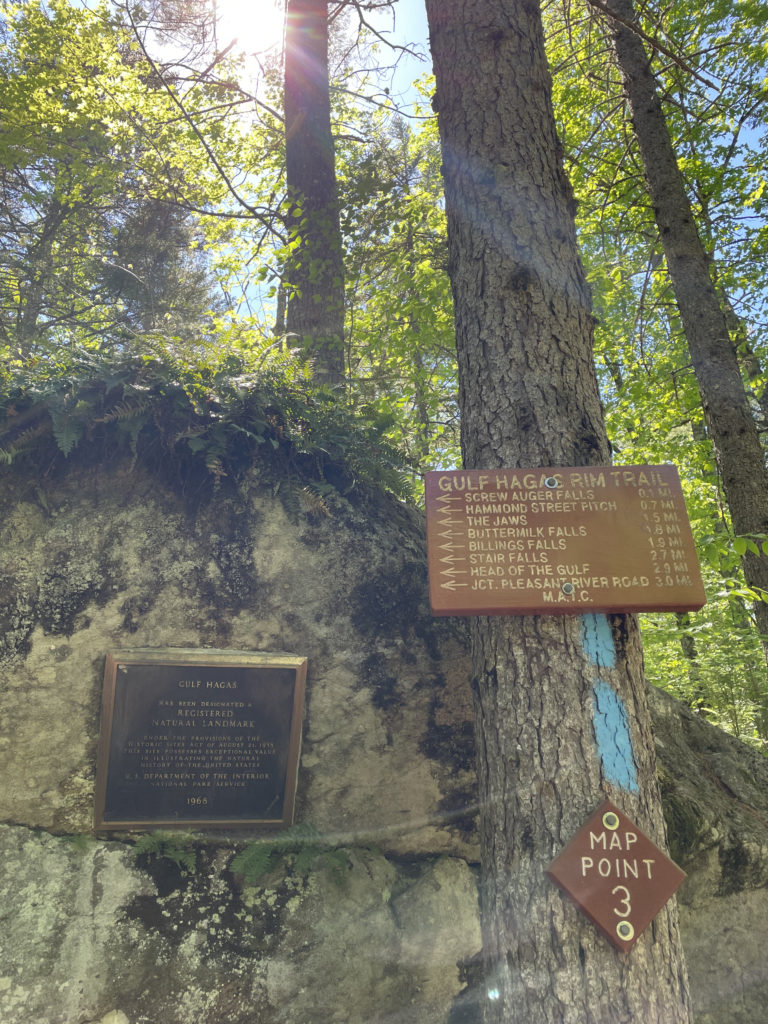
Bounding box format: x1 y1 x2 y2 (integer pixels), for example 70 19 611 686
94 649 307 829
426 465 706 616
547 801 686 953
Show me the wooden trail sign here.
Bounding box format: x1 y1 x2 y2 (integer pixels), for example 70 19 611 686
426 465 705 616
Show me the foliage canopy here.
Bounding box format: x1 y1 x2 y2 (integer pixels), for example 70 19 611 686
2 0 768 747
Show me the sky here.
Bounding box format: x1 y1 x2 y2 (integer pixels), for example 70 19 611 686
210 1 432 108
367 0 432 102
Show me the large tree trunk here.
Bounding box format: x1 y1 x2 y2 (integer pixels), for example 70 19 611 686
424 2 692 1020
592 0 768 673
283 0 345 385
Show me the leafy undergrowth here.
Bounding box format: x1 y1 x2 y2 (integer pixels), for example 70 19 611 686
0 342 414 506
230 823 351 889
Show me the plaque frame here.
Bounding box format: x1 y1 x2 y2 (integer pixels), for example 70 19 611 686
94 649 307 830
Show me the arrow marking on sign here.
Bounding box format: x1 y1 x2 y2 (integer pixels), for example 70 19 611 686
440 579 469 590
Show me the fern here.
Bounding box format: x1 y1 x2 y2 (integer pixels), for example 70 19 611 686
230 841 277 884
299 484 331 517
117 412 150 463
271 821 321 848
64 834 94 853
293 844 349 888
0 419 49 463
317 848 350 888
133 831 196 872
94 398 151 424
292 842 322 877
0 343 414 500
229 824 349 889
50 411 84 457
280 477 302 522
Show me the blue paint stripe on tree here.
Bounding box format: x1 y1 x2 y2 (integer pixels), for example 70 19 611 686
580 613 638 791
592 681 639 792
581 613 616 669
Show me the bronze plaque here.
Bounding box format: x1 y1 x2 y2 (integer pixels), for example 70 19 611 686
547 800 686 953
425 465 706 615
94 649 307 830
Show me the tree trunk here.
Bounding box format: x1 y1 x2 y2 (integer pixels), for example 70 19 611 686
17 197 67 353
283 0 345 385
592 0 768 670
424 2 692 1020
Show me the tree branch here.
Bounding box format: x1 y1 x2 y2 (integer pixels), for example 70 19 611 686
124 6 270 226
585 0 717 90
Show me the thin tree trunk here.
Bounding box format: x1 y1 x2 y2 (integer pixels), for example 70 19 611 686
283 0 345 385
17 198 67 353
425 1 691 1020
404 220 432 465
696 192 768 428
592 0 768 670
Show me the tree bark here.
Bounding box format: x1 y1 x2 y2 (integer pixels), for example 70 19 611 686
283 0 346 385
424 2 692 1020
592 0 768 669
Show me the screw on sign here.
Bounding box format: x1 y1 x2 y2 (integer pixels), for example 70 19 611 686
547 801 686 953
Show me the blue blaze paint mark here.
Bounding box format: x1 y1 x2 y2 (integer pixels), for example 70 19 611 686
581 613 616 670
592 681 639 792
580 613 637 790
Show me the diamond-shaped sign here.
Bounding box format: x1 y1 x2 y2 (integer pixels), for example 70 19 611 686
547 800 686 953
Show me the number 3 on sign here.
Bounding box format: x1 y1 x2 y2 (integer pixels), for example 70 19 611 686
612 885 632 918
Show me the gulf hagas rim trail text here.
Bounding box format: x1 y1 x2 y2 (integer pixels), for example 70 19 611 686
436 468 669 493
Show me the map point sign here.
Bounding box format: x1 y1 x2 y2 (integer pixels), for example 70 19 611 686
425 465 706 616
547 800 686 953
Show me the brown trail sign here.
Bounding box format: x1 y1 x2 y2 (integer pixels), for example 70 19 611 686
425 465 705 616
547 800 687 953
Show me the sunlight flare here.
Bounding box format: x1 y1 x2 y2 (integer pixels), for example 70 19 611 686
214 0 285 55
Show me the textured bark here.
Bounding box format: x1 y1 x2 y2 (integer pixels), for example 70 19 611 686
424 2 691 1020
283 0 345 384
593 0 768 666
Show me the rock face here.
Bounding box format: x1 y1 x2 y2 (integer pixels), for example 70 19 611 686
0 824 481 1024
0 457 766 1023
0 462 475 855
649 685 768 1023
